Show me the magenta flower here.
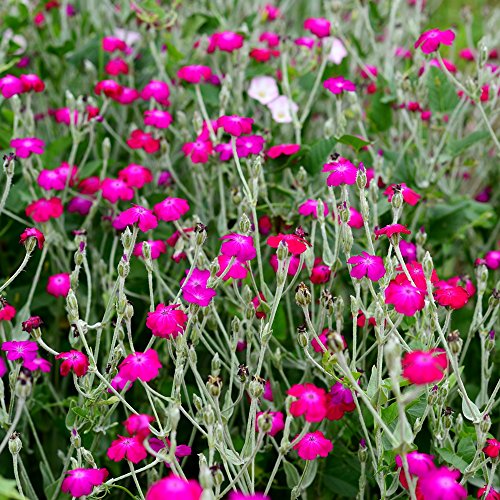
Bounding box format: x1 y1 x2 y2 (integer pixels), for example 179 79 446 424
94 79 123 99
288 383 327 422
67 197 93 216
485 250 500 270
0 302 16 321
434 284 469 309
325 381 355 420
126 129 160 154
322 157 358 186
208 31 244 53
293 431 333 460
303 17 331 38
61 468 109 498
270 253 302 275
102 36 127 52
20 227 45 250
118 349 162 383
182 139 213 164
395 261 438 293
323 76 356 95
0 358 6 378
101 178 134 204
217 255 249 280
24 357 52 373
154 197 190 222
148 437 192 458
146 303 188 338
295 37 316 49
177 65 212 83
2 341 38 363
113 205 158 233
105 57 129 76
348 252 386 281
384 183 422 206
218 115 253 136
236 135 265 157
79 176 101 195
229 493 270 500
374 224 411 239
310 262 331 284
10 137 45 158
181 268 217 307
417 467 466 500
347 207 363 228
146 475 202 500
266 143 300 158
141 80 170 106
26 197 63 223
21 316 43 333
402 349 448 385
107 435 147 464
400 240 417 261
46 273 71 297
483 439 500 458
298 199 329 218
0 74 24 98
124 414 155 439
115 86 140 104
21 73 45 92
267 233 309 254
110 373 132 392
414 28 455 54
220 233 256 261
133 240 167 260
56 350 89 377
255 411 285 437
395 451 435 489
385 281 425 316
143 109 173 129
214 143 233 161
477 486 500 499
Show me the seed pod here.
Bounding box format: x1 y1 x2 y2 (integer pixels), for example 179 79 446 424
8 433 22 455
295 282 311 307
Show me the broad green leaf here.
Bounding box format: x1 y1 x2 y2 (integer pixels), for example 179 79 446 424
0 476 25 500
303 137 338 174
337 134 371 151
284 460 300 489
436 447 469 472
446 130 489 157
426 66 459 113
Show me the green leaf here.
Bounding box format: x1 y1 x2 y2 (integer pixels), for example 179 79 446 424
0 476 25 500
436 447 469 472
446 130 490 157
303 137 338 174
181 13 219 38
78 160 102 178
462 398 481 422
283 460 300 489
426 66 459 113
381 402 399 425
337 134 371 151
301 459 318 489
368 82 394 132
71 406 89 419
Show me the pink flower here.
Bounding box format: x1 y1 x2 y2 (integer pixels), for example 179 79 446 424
107 435 147 463
146 303 188 338
434 285 469 309
154 197 190 222
385 281 425 316
10 137 45 158
310 262 331 284
220 233 256 261
47 273 71 297
0 75 24 98
118 164 153 189
20 227 45 250
414 29 455 54
483 439 500 458
215 143 233 161
477 486 500 500
249 47 280 62
304 18 331 38
259 32 280 48
118 350 162 383
133 240 167 260
402 349 448 385
0 358 5 377
395 261 438 293
24 357 51 373
177 65 212 83
56 351 89 377
110 373 132 392
270 254 302 275
328 38 348 64
218 115 253 136
295 37 316 49
347 207 363 228
323 76 356 95
325 381 355 420
144 109 173 129
293 430 333 460
267 96 298 123
124 414 155 439
181 269 217 307
146 475 202 500
266 144 300 158
255 411 285 437
182 139 213 164
26 197 63 222
141 80 170 106
208 32 244 53
417 467 466 500
322 157 358 186
115 86 140 104
0 302 16 321
348 252 386 281
236 135 265 157
19 74 44 92
126 130 160 154
148 437 192 458
217 255 249 280
113 205 158 233
384 183 421 206
400 241 417 261
374 224 411 239
429 57 457 73
79 176 101 195
288 383 327 422
102 36 127 52
485 250 500 270
61 468 109 498
2 341 38 362
105 58 129 75
298 199 329 218
267 233 309 254
101 178 134 204
94 79 123 99
395 451 435 489
262 4 281 21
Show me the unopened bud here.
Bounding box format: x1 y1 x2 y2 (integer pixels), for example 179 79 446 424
391 186 404 210
296 166 307 187
248 376 265 399
327 332 345 353
447 330 463 355
356 165 367 189
358 439 367 462
257 412 273 434
102 137 111 160
211 354 221 377
70 429 81 448
195 223 207 246
121 227 133 252
66 289 79 315
276 240 289 261
384 334 402 376
480 414 491 434
239 214 251 234
8 433 22 455
206 375 222 398
203 406 215 426
422 251 434 281
193 394 203 412
15 367 33 399
237 364 249 383
81 449 96 467
124 301 134 320
295 282 311 307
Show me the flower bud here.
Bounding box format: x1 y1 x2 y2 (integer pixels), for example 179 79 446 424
117 258 130 279
206 375 222 398
66 289 79 316
422 251 434 281
257 412 273 434
296 166 307 187
327 332 345 353
475 264 488 293
391 185 404 210
480 413 491 434
428 385 439 405
486 330 495 351
211 465 224 487
8 432 22 455
358 439 367 463
15 367 33 399
124 301 134 320
239 214 251 234
415 227 427 247
324 118 335 138
199 460 214 490
446 330 463 355
356 165 367 190
188 345 197 364
295 282 311 307
193 110 203 134
195 223 208 247
442 407 454 430
120 226 133 252
81 449 96 467
211 354 221 377
276 240 289 262
193 394 203 412
203 406 215 426
248 376 265 399
70 429 81 449
320 289 334 312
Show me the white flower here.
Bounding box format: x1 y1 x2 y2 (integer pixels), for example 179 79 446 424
327 37 347 65
247 76 280 105
267 95 299 123
114 28 142 47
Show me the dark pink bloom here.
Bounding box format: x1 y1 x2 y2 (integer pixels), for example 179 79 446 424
0 302 16 321
107 435 147 464
105 58 129 75
322 157 358 186
288 383 327 422
177 65 212 83
220 233 256 261
402 349 448 385
20 227 45 249
480 84 490 102
348 252 386 281
2 341 38 362
25 197 63 222
417 467 466 500
298 199 329 218
126 129 160 154
236 135 265 157
146 475 202 500
0 358 5 377
141 80 170 106
154 197 190 222
61 468 109 498
395 261 438 294
115 86 140 104
249 48 280 62
310 262 331 284
477 486 500 500
148 437 192 459
295 37 316 49
56 350 89 377
374 224 411 239
385 281 425 316
110 373 132 392
79 176 101 195
414 29 456 54
266 143 300 158
429 57 457 73
323 76 356 95
94 79 123 99
133 240 167 260
217 255 249 280
102 36 127 52
208 32 244 52
214 143 233 161
485 250 500 270
143 109 172 129
47 273 71 297
360 65 378 79
459 48 475 61
0 75 24 98
255 411 284 437
270 254 302 275
304 18 331 38
20 74 45 92
182 139 213 164
218 115 253 136
181 268 217 307
325 381 355 420
24 357 51 373
21 316 43 333
252 293 267 319
434 285 469 309
101 178 134 203
260 32 280 48
118 350 162 383
67 197 93 216
263 379 273 401
38 166 76 191
395 451 435 489
113 205 158 233
124 414 154 440
384 183 421 206
262 4 281 21
10 137 45 158
400 241 417 261
293 431 333 460
146 303 188 338
483 439 500 458
118 164 153 189
267 233 309 254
